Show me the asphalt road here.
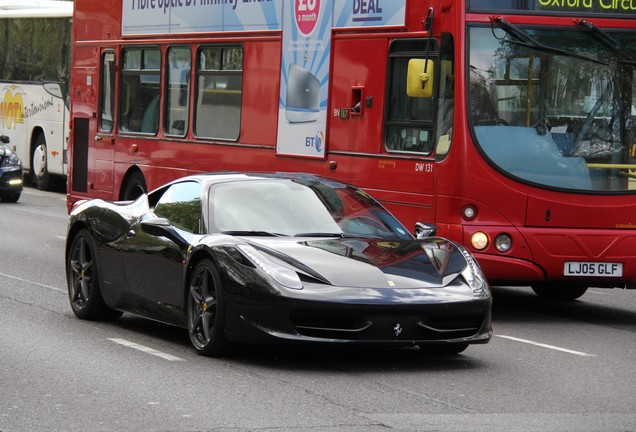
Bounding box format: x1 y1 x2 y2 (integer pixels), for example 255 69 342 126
0 187 635 432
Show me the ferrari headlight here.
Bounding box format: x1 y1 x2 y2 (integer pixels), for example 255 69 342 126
457 245 489 295
236 244 303 290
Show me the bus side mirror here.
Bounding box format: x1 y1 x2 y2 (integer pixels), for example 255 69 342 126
407 59 435 98
415 222 437 239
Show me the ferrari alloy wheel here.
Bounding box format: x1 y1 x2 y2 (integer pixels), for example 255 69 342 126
187 259 228 356
66 229 122 320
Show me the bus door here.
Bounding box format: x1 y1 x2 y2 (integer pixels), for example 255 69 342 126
70 49 116 198
329 37 388 159
91 50 117 196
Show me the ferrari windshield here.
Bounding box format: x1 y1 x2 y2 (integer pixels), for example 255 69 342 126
468 24 636 192
209 179 412 240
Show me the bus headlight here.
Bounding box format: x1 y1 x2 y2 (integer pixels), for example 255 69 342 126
471 231 489 251
494 234 512 252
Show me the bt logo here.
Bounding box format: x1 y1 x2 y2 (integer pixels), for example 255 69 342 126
305 131 324 153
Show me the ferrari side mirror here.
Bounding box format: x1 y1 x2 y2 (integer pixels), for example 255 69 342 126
415 222 437 239
141 217 189 248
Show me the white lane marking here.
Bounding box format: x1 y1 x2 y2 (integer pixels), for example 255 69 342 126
496 334 595 357
0 271 65 293
54 236 66 240
108 338 184 361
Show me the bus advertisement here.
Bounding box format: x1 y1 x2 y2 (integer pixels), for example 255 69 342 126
68 0 636 300
0 0 73 190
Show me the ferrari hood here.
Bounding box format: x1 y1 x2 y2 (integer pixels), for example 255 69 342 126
248 237 468 289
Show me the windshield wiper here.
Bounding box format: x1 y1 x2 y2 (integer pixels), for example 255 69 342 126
221 230 285 237
293 232 345 238
491 16 608 66
576 19 636 66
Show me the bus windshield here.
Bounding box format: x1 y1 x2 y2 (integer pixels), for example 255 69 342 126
468 25 636 192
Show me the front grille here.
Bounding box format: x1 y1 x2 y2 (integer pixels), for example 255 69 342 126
290 308 484 341
291 313 372 338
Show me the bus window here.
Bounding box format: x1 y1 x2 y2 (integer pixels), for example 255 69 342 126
119 47 161 134
165 46 191 137
435 58 455 158
384 40 439 155
194 46 243 140
0 16 70 86
99 51 116 132
629 68 636 190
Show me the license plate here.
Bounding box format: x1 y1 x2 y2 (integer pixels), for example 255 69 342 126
564 262 623 277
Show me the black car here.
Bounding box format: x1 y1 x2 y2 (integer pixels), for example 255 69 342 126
65 173 492 356
0 135 23 203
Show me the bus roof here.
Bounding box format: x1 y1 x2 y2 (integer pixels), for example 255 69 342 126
0 0 72 17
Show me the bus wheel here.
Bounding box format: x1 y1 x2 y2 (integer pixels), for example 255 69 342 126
531 284 588 301
31 134 51 190
121 171 147 201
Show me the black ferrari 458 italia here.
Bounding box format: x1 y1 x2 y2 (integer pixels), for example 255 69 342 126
65 173 492 356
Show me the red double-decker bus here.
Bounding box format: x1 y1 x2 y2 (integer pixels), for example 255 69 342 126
68 0 636 300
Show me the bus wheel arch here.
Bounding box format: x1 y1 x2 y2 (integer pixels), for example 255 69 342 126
120 168 147 201
30 130 51 190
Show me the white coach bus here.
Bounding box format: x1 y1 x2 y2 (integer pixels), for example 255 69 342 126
0 0 73 190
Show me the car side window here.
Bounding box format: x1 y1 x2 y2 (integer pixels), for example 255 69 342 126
153 181 202 234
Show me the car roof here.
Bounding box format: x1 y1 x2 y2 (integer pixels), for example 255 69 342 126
163 172 349 190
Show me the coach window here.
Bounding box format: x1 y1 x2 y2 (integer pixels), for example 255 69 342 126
99 51 116 132
384 39 439 155
165 46 191 137
195 45 243 140
119 47 161 134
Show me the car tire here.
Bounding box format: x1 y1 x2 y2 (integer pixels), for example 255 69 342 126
418 343 469 355
66 229 123 320
187 259 229 356
531 284 588 301
0 192 20 203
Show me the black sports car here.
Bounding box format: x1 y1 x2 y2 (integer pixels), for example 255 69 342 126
0 135 23 203
65 173 492 356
